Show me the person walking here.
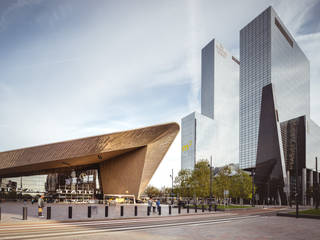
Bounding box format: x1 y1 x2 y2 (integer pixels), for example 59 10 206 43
38 195 45 217
156 199 161 214
152 199 156 213
148 197 152 212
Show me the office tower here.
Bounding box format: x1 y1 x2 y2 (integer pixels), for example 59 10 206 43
181 39 239 170
240 6 320 204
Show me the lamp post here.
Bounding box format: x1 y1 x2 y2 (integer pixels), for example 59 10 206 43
251 169 255 207
170 169 174 205
295 132 299 218
209 156 213 207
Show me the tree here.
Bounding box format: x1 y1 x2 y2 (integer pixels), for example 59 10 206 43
174 169 192 197
213 166 232 200
191 160 210 198
230 169 252 204
143 185 160 198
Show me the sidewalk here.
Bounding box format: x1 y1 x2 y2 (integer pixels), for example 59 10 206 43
0 202 226 223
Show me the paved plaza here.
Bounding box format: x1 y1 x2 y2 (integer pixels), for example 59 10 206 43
70 216 320 240
0 210 319 240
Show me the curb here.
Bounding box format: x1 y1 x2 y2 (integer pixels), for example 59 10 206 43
277 212 320 219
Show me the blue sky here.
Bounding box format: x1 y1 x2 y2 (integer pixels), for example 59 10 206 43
1 0 320 187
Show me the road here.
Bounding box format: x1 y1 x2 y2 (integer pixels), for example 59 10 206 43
0 208 319 240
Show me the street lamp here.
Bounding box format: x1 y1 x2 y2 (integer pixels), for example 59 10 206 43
251 169 255 207
208 156 214 210
170 169 174 205
295 130 299 218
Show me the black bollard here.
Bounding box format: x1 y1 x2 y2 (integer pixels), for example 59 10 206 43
158 206 161 215
68 206 72 219
195 205 197 213
47 207 51 220
147 206 150 216
88 206 92 218
169 205 172 215
187 205 189 213
209 204 212 212
178 205 181 214
120 206 124 216
105 206 108 217
135 206 138 216
202 205 205 212
23 207 27 220
214 204 217 212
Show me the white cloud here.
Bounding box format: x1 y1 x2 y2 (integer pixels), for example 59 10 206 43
0 0 319 188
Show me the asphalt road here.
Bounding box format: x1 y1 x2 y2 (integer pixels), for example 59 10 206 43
0 208 318 240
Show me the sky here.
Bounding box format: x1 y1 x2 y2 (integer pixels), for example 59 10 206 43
1 0 320 188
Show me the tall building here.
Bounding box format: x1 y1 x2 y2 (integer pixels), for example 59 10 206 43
239 6 320 204
181 39 239 169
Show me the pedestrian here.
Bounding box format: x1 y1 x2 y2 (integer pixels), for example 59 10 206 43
38 195 45 217
152 199 156 213
156 199 160 214
148 197 152 211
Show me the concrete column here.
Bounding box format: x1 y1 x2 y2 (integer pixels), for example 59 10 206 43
310 171 313 206
302 168 307 205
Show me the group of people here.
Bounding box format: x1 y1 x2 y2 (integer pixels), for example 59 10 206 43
147 197 161 214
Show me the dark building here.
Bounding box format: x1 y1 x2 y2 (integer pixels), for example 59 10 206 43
239 6 320 205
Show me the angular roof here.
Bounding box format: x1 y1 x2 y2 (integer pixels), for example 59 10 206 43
0 122 179 179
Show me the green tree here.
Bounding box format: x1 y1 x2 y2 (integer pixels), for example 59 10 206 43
191 160 210 198
230 169 252 203
213 166 232 200
143 185 160 198
174 169 192 197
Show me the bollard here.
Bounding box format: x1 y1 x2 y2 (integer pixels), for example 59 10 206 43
214 204 217 212
68 206 72 219
147 206 150 216
209 204 212 212
23 207 27 220
134 206 138 216
187 205 189 213
178 205 181 214
120 206 124 216
47 207 51 220
88 206 92 218
169 205 172 215
202 205 205 212
195 205 197 213
158 206 161 215
105 206 108 217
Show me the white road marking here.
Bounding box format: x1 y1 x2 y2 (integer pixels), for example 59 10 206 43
0 213 232 230
0 216 260 239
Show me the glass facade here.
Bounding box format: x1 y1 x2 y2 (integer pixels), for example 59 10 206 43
0 169 100 202
1 175 47 193
182 39 239 169
181 112 215 170
239 7 312 170
306 119 320 170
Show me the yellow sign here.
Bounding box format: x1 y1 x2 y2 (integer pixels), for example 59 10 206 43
182 141 192 152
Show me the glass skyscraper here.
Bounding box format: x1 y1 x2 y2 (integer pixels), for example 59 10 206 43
239 6 320 205
181 39 239 169
239 7 311 170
